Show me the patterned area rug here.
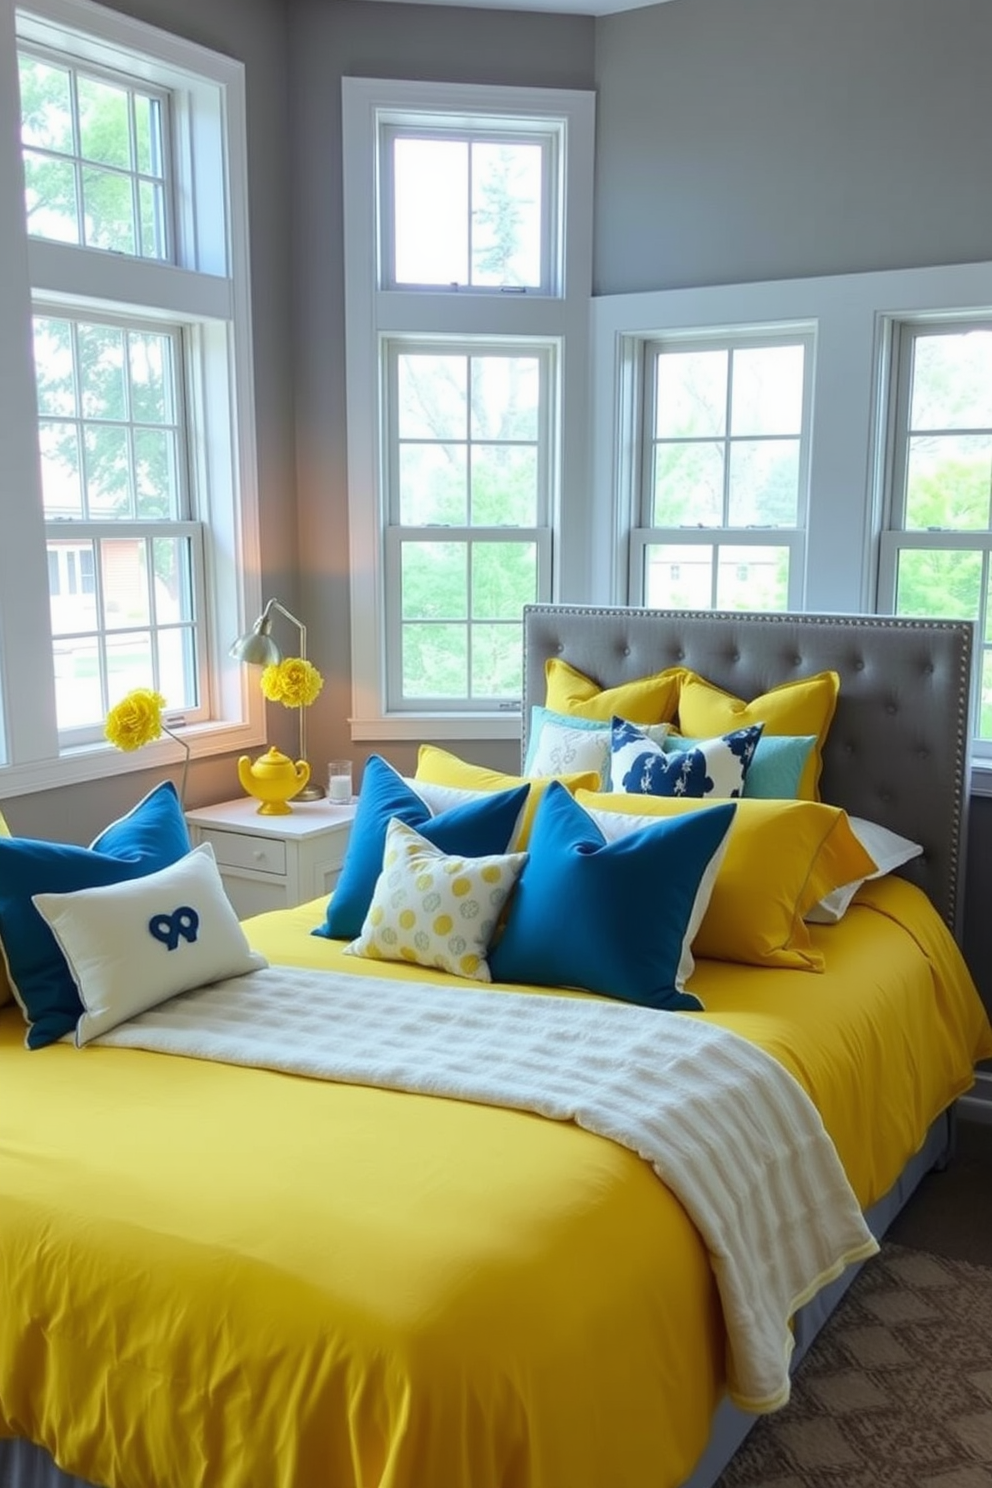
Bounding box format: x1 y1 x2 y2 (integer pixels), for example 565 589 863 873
717 1243 992 1488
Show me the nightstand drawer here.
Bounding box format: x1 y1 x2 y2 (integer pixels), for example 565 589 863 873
200 830 288 877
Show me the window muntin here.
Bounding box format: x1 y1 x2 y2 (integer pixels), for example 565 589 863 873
381 123 556 293
18 45 169 260
384 340 554 710
632 334 811 611
881 323 992 744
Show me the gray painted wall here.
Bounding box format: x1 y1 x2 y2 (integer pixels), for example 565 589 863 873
594 0 992 294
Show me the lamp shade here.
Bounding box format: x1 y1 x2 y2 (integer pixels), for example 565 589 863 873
229 623 281 667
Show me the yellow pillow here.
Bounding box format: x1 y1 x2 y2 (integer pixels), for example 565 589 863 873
415 746 600 847
0 809 11 1007
544 659 684 725
677 670 840 800
575 791 877 972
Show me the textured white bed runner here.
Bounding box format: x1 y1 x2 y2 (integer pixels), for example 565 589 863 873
94 966 878 1412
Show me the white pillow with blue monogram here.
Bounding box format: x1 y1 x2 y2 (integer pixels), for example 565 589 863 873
31 843 267 1046
609 717 764 799
525 706 671 789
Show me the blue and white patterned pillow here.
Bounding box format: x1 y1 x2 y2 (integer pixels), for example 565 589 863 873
609 717 764 799
524 706 670 789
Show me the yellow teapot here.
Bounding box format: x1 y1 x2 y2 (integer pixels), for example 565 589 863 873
237 747 310 815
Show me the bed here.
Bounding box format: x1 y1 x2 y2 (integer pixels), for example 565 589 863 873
1 604 991 1488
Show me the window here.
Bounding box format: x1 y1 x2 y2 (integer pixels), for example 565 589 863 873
342 78 594 740
879 322 992 747
630 335 812 611
0 0 261 792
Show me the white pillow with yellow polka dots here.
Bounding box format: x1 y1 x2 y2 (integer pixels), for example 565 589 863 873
344 816 528 982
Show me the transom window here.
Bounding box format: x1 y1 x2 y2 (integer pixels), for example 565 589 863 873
380 123 556 293
631 334 812 611
18 46 169 260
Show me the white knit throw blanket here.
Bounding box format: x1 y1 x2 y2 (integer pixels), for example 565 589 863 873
94 966 878 1411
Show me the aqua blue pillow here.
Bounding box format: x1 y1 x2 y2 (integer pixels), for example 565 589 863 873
313 755 529 942
665 732 816 800
488 782 735 1010
1 781 192 1049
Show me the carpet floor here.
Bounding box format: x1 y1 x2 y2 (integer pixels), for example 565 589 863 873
715 1118 992 1488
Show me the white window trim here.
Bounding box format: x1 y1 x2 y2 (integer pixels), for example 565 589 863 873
0 0 265 797
342 76 594 743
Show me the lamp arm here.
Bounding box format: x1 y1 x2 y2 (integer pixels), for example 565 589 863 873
259 597 309 770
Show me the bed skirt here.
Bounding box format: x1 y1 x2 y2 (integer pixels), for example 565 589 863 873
0 1107 956 1488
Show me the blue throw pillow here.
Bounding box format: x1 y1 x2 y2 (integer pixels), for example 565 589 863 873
665 732 817 800
488 782 736 1011
611 717 762 799
1 781 192 1049
313 754 530 942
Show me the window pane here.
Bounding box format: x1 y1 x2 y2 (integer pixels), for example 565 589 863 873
398 354 466 440
134 428 178 518
53 636 102 730
78 75 131 169
471 542 536 618
655 351 727 439
653 442 723 525
895 548 982 621
138 179 166 258
471 356 539 441
715 545 790 610
398 444 466 524
727 439 800 525
38 422 83 516
48 539 97 635
153 536 194 624
34 317 76 416
905 434 992 531
84 424 131 515
157 626 197 711
134 95 161 177
471 142 542 289
128 330 173 423
79 323 127 420
643 543 714 608
393 138 468 286
910 331 992 431
981 649 992 741
106 630 154 703
19 56 74 153
471 623 522 697
82 165 135 253
101 536 150 630
23 151 79 242
471 446 538 525
401 624 468 698
730 345 804 436
401 542 467 619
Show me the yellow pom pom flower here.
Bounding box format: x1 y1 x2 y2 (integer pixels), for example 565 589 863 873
104 688 167 752
260 657 324 709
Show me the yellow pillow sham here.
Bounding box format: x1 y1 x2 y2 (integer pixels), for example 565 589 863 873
415 746 600 847
544 658 684 725
575 791 877 972
676 670 840 801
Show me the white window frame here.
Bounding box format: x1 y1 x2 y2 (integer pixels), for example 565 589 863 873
877 314 992 761
0 0 264 796
591 259 992 790
628 329 813 610
342 76 594 742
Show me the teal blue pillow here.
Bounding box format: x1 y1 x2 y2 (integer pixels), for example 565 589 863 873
488 782 735 1010
313 754 529 942
1 781 192 1049
665 732 816 800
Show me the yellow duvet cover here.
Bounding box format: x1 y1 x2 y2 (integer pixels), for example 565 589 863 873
0 876 989 1488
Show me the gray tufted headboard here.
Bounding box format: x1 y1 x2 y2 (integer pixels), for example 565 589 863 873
523 605 974 939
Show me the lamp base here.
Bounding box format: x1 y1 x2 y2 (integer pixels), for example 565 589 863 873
295 783 325 802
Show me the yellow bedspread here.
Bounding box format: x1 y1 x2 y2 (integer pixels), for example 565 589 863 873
0 876 989 1488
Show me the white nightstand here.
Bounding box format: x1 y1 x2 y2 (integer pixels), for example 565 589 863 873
185 796 357 919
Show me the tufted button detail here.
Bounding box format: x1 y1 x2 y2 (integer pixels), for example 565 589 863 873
854 658 865 671
622 645 631 657
676 649 685 661
885 702 897 715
